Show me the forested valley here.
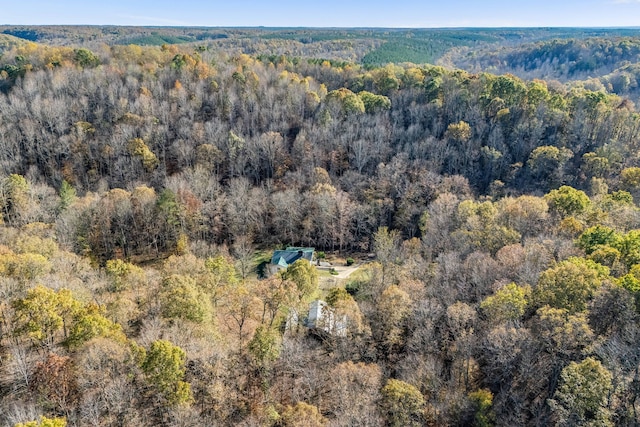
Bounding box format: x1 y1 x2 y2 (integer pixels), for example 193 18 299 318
1 27 640 426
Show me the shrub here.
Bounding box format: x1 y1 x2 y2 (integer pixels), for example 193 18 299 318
345 280 361 296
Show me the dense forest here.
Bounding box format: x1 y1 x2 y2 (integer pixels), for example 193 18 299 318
444 36 640 103
0 26 640 426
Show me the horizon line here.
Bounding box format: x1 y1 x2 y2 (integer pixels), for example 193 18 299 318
2 24 640 30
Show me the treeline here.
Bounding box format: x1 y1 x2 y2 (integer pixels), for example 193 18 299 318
0 41 640 425
600 63 640 104
360 30 500 66
4 25 639 67
446 36 640 102
449 37 640 80
0 35 28 55
0 26 234 47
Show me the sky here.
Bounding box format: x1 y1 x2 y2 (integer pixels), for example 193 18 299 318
2 0 640 28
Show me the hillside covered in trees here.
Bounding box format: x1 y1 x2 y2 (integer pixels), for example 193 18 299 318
0 26 640 426
443 35 640 103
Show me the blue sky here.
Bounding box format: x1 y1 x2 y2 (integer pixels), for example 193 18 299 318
3 0 640 27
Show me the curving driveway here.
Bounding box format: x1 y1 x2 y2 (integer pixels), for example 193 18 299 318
316 263 363 279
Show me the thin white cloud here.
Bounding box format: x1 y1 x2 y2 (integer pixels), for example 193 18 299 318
610 0 640 4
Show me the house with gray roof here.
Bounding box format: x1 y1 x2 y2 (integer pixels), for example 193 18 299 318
268 247 314 275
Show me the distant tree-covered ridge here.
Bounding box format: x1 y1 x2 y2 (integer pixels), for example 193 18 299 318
444 34 640 101
2 25 639 68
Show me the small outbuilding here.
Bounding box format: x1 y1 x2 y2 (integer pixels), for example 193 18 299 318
306 300 347 337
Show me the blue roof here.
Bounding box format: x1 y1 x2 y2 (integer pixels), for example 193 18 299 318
271 248 314 267
275 256 289 267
